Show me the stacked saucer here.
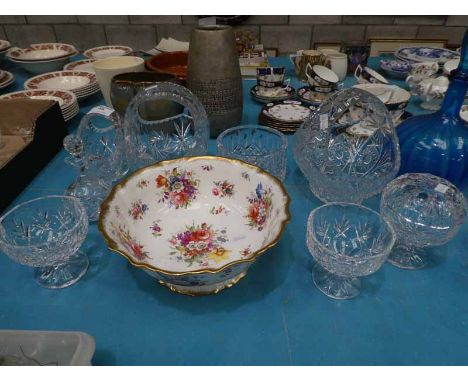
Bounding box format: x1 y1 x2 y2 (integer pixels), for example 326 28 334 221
250 84 295 103
63 59 97 73
24 70 100 101
0 39 11 63
258 100 317 134
0 89 79 121
0 70 15 90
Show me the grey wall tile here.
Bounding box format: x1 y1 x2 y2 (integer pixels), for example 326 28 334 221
77 16 129 24
342 16 393 25
289 15 342 24
130 16 181 24
182 16 199 24
4 25 56 47
106 25 156 51
417 26 466 45
394 16 446 25
313 25 365 43
366 25 418 40
156 25 194 42
244 16 288 24
26 15 77 24
446 16 468 26
261 25 311 54
0 16 26 24
54 25 106 51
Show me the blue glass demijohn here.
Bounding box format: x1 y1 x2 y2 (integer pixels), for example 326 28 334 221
398 29 468 190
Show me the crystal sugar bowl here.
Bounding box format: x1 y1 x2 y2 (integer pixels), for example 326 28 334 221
123 82 210 170
380 173 467 269
294 88 400 204
0 196 89 288
307 203 395 299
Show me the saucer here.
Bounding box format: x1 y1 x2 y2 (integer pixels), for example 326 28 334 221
250 85 295 103
296 86 336 105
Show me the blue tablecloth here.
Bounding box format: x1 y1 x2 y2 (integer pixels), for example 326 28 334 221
0 55 467 366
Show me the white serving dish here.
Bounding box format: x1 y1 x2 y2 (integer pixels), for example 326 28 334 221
0 330 95 366
9 56 74 74
64 59 97 73
99 156 290 296
7 43 77 61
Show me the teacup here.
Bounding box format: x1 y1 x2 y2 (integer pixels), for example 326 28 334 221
407 61 439 82
306 63 339 87
418 76 449 110
354 65 389 85
322 52 348 82
256 67 286 88
289 49 325 82
93 56 145 107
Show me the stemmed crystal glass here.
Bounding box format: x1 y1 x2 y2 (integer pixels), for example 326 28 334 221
0 195 89 288
380 173 467 269
307 203 395 299
216 125 288 181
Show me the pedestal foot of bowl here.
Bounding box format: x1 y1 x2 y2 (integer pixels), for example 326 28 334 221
158 271 247 296
312 263 361 300
387 245 427 270
34 251 89 289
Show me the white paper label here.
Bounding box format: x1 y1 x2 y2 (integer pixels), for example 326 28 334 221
320 113 328 130
435 183 449 194
88 105 114 117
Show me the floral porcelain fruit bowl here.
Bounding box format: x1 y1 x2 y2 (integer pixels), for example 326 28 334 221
98 156 291 296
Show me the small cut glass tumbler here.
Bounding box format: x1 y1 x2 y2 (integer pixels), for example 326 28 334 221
216 125 288 181
0 196 89 288
307 203 395 299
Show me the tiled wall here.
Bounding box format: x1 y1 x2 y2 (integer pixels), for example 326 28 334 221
0 15 466 54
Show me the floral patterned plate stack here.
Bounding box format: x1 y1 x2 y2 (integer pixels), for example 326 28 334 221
98 156 290 296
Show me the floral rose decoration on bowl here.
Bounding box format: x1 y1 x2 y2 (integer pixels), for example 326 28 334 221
99 156 290 296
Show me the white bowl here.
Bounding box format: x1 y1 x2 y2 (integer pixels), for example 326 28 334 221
99 156 291 296
9 56 73 74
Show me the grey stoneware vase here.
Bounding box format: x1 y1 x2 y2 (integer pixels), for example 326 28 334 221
187 25 243 137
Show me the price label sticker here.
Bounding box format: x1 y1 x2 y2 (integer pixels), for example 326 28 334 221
88 105 115 117
320 113 328 130
434 183 450 194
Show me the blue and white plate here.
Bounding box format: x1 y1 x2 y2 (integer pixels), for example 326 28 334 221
395 46 460 65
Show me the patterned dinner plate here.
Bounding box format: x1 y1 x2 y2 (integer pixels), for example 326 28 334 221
395 46 460 65
0 89 77 109
7 43 77 61
261 100 315 123
24 70 97 92
0 70 15 89
83 45 133 59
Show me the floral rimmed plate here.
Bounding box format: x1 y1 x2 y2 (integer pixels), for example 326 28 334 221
0 70 14 89
83 45 133 59
250 85 295 103
7 43 77 61
262 100 315 123
24 70 97 91
98 156 290 296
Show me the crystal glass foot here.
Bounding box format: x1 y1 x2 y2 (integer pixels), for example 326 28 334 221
0 196 89 288
387 244 427 270
381 173 467 270
34 251 89 289
307 203 395 300
312 262 361 299
216 125 288 181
